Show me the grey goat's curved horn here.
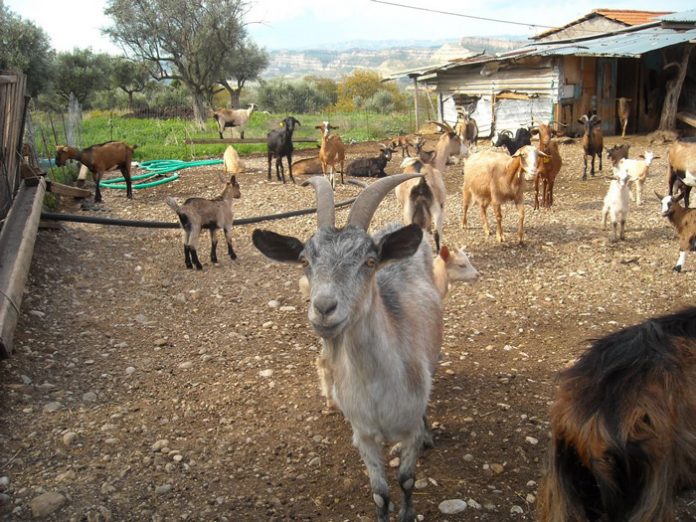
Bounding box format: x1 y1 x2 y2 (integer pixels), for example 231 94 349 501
428 120 454 133
302 176 335 228
347 173 423 230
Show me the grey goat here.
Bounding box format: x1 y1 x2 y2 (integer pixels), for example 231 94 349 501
252 175 443 522
166 174 241 270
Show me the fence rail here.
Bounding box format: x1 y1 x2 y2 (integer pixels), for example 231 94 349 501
0 71 27 221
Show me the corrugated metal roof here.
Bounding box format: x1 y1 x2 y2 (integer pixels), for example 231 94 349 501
594 9 671 26
659 9 696 23
531 26 696 58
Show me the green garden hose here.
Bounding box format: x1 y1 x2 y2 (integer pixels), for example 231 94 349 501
101 159 223 190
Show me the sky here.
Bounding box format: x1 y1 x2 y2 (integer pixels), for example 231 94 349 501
5 0 695 54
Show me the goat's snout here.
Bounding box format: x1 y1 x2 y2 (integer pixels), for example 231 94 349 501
313 295 338 317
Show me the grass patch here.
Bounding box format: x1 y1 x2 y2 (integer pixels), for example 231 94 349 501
32 110 414 162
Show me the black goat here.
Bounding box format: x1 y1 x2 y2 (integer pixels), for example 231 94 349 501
540 307 696 521
492 127 532 155
345 145 394 178
266 116 301 184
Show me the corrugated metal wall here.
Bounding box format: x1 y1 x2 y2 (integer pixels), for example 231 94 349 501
435 60 560 137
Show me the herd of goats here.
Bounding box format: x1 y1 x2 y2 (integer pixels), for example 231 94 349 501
50 108 696 521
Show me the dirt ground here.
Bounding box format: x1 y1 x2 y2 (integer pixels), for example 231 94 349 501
1 135 696 521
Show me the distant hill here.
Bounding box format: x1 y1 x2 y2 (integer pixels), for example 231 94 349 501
262 37 522 80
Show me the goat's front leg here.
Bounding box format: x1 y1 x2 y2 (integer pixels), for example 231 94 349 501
398 432 423 522
582 155 588 180
355 433 390 522
94 171 103 203
533 176 541 210
590 155 596 177
209 229 218 263
493 204 505 242
287 154 296 184
515 200 525 244
223 226 237 260
267 153 273 181
598 151 603 172
315 352 337 412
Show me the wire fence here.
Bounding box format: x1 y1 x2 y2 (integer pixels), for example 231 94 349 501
0 71 27 222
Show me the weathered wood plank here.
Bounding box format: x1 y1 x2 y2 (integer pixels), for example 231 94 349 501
677 111 696 129
46 180 92 198
184 138 318 145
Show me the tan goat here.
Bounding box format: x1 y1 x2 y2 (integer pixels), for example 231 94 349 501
429 121 469 173
617 97 631 138
315 121 345 188
223 145 245 174
291 156 323 175
55 141 137 203
461 146 548 243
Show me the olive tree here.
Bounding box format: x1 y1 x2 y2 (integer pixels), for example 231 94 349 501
215 40 268 108
0 3 53 96
105 0 249 127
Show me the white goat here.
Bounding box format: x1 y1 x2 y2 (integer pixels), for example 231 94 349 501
395 157 446 251
213 103 256 140
253 174 443 522
602 167 631 241
433 245 479 299
618 150 655 206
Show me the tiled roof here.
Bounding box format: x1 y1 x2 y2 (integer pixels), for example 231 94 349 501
593 9 672 26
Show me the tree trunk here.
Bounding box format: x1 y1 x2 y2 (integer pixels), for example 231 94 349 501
128 91 134 111
658 44 693 131
222 83 241 108
191 89 208 130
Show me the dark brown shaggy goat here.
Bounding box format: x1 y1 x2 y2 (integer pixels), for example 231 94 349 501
540 307 696 521
578 114 603 180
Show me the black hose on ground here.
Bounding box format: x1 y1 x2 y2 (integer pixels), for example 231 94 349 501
40 180 367 229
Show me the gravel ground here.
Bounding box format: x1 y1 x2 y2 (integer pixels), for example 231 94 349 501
1 136 696 521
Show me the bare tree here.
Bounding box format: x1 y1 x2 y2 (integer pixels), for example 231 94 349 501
104 0 248 128
658 44 694 131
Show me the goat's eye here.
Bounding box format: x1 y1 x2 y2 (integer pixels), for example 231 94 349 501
365 258 376 269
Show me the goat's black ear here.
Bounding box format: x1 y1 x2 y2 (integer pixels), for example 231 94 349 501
377 224 423 265
293 118 301 126
252 230 304 263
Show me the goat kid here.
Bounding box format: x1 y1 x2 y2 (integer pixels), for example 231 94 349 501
345 145 394 178
55 141 137 203
253 175 442 522
166 174 241 270
602 166 631 241
540 307 696 522
620 150 657 206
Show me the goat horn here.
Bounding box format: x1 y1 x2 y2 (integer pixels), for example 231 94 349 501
347 173 423 230
428 121 454 133
302 176 335 228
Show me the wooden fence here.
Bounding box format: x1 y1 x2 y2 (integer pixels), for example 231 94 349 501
0 71 28 221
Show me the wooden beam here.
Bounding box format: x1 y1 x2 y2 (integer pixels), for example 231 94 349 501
677 111 696 129
184 138 318 145
0 178 47 358
46 180 92 198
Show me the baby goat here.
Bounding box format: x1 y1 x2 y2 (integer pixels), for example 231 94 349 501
602 166 631 241
166 175 241 270
253 174 442 522
540 307 696 521
55 141 137 203
433 245 479 299
619 150 656 206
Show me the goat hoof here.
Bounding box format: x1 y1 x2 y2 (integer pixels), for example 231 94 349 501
673 265 682 273
195 264 203 271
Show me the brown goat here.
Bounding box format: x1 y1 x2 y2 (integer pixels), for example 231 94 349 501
315 121 345 188
389 135 415 158
461 146 548 243
539 307 696 522
166 174 241 270
55 141 137 203
606 143 630 167
667 140 696 208
291 156 323 175
617 97 632 138
578 114 603 180
534 122 563 209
